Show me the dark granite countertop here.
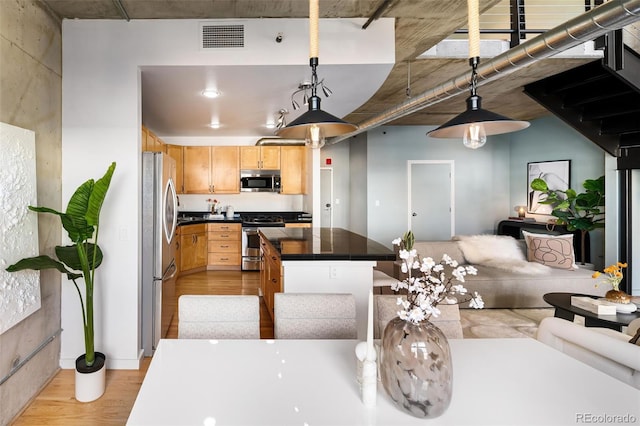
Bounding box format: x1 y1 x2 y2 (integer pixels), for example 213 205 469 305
177 211 310 226
258 227 396 261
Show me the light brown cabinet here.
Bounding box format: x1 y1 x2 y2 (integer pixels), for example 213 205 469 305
141 125 164 153
260 234 282 320
207 223 241 268
165 144 184 193
180 224 207 273
280 146 308 194
240 146 280 170
183 146 240 194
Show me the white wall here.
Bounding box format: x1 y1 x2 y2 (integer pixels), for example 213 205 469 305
178 193 303 213
61 18 394 369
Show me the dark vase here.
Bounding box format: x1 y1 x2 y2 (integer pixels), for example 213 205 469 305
380 317 453 418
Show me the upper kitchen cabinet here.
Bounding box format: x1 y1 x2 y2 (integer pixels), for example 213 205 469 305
141 125 165 153
183 146 240 194
240 146 280 170
165 144 184 193
280 146 307 195
211 146 240 193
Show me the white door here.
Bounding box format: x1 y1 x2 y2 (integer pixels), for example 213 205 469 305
320 168 333 228
409 161 454 240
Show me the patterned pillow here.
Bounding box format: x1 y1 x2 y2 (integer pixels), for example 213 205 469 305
522 230 577 270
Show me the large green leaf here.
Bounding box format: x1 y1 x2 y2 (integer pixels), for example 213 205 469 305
64 179 95 242
86 162 116 227
6 255 82 280
55 244 103 271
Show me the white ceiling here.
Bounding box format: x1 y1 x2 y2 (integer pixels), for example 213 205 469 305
141 63 393 138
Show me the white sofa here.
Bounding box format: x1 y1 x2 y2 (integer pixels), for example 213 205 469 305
374 237 607 309
536 317 640 389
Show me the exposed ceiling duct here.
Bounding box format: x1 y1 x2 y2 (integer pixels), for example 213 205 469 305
255 137 305 146
329 0 640 145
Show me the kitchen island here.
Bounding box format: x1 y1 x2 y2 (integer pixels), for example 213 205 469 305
259 227 396 339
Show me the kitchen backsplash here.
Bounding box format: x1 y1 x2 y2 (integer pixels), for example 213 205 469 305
178 193 304 213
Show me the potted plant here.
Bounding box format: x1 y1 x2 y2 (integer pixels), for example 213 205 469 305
530 175 604 265
6 162 116 402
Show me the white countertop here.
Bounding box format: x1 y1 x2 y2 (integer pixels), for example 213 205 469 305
128 338 640 426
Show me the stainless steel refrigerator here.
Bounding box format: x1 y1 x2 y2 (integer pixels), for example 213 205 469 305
142 152 178 356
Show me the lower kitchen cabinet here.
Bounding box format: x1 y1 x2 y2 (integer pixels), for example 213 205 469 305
207 223 241 268
180 224 207 273
260 234 282 320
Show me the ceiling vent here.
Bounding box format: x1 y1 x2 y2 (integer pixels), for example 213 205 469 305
200 23 244 49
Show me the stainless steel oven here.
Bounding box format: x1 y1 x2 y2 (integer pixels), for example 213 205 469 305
241 214 285 271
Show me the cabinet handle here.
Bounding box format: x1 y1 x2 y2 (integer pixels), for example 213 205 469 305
221 257 229 261
221 245 229 248
271 278 277 283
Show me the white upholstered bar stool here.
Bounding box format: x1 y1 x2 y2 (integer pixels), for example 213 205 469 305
373 294 464 339
178 295 260 339
274 293 357 339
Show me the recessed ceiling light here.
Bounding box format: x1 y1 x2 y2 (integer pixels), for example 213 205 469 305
202 89 221 98
209 122 221 129
265 123 276 129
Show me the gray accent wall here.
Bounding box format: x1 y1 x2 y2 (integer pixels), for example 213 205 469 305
509 115 605 269
364 126 511 249
0 1 63 423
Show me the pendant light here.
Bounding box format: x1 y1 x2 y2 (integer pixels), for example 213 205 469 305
275 0 357 148
427 0 529 148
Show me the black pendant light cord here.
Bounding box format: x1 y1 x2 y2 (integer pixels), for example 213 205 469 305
469 56 480 97
467 56 481 111
308 57 320 111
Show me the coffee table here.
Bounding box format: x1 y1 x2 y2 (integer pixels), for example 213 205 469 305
543 292 640 331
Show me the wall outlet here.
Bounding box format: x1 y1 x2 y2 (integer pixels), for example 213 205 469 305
330 266 338 279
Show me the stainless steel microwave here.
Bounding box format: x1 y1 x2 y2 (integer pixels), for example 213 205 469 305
240 170 281 192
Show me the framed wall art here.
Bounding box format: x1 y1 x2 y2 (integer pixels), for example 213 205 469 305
527 160 571 215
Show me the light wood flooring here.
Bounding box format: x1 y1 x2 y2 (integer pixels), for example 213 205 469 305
12 270 270 426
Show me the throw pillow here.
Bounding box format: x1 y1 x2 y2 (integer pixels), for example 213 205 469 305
454 234 525 264
630 329 640 346
453 234 550 275
522 230 577 270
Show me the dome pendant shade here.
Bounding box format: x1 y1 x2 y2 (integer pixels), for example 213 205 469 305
427 94 530 139
275 95 357 139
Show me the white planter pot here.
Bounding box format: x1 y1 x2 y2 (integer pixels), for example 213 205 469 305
75 352 106 402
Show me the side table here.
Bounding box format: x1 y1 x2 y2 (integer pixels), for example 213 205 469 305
543 292 640 331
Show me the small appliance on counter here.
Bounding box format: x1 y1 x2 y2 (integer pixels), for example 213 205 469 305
226 206 235 218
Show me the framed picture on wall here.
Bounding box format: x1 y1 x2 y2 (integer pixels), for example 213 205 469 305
527 160 571 214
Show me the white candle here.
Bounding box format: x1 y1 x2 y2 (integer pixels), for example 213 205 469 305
366 289 374 357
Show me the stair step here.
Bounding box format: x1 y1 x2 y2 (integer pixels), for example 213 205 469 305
542 61 609 94
581 93 640 120
600 113 640 135
563 85 634 108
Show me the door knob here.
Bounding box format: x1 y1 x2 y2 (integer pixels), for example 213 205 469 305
412 212 417 216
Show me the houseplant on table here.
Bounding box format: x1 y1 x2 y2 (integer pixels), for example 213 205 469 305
530 175 605 265
380 231 484 419
6 162 116 402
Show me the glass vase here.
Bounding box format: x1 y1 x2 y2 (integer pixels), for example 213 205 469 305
380 316 453 418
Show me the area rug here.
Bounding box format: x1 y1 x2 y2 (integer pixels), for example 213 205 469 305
459 308 575 339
